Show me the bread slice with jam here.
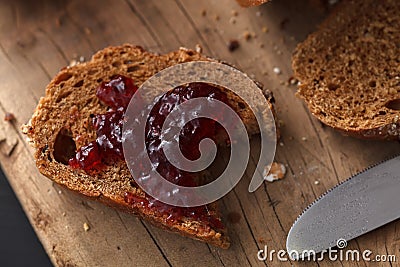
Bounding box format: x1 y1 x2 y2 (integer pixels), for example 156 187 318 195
23 44 275 248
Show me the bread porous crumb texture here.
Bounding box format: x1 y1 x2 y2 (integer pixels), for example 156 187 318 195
293 0 400 139
23 44 275 248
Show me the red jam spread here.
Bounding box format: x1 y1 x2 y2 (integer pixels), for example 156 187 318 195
69 75 138 170
69 75 228 229
145 83 228 187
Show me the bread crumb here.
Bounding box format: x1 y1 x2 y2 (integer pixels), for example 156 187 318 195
263 162 286 182
314 180 320 185
243 31 252 41
279 142 284 147
262 26 269 33
84 27 91 35
228 40 240 52
195 44 203 53
229 17 236 24
214 15 220 21
21 124 30 134
256 11 262 17
273 67 281 75
62 212 66 217
69 56 85 67
69 59 78 67
301 136 307 141
288 77 299 86
231 10 238 16
4 112 16 122
83 222 90 232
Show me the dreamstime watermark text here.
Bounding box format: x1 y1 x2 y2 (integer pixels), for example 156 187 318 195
257 239 397 262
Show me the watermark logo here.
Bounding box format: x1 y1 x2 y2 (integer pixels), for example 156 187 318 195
336 238 347 249
122 61 277 207
258 238 396 263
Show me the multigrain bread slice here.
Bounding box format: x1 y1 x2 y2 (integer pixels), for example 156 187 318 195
293 0 400 139
23 44 275 248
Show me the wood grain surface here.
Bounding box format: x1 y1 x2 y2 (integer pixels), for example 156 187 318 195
1 0 399 266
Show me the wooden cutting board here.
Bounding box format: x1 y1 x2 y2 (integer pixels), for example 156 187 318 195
1 0 399 266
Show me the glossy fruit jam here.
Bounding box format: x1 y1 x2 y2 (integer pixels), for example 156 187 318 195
69 75 230 229
69 75 138 170
145 82 229 187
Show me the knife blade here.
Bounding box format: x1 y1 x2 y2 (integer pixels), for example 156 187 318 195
286 155 400 259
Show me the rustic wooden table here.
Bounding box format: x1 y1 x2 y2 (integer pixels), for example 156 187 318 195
1 0 399 266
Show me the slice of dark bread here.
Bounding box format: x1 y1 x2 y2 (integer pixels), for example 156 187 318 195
23 44 275 248
292 0 400 139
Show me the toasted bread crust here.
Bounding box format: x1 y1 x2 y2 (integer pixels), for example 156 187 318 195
293 0 400 140
23 44 275 248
